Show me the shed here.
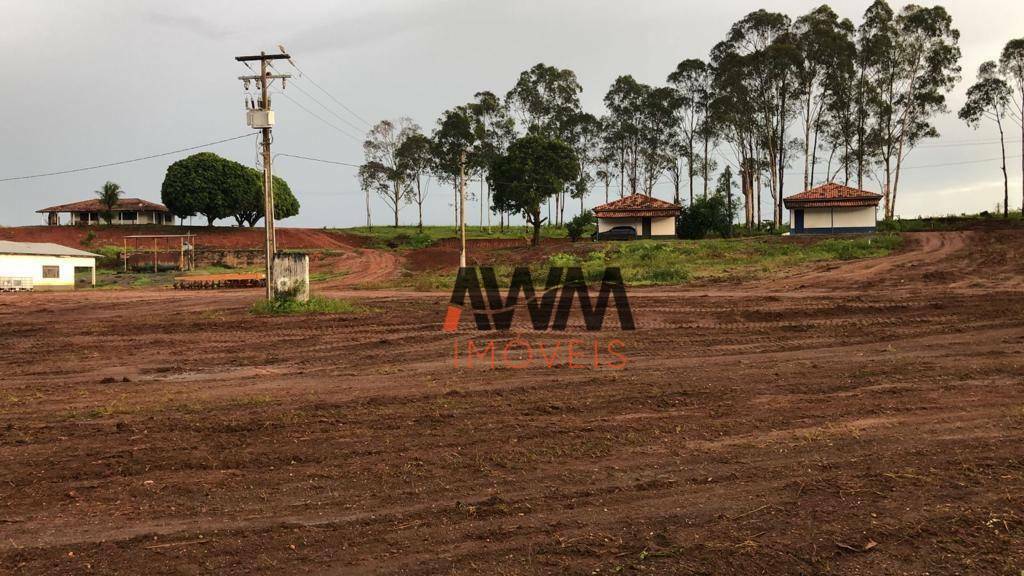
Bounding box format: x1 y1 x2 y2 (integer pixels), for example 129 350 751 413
0 241 99 291
592 194 681 239
783 183 882 235
37 198 173 226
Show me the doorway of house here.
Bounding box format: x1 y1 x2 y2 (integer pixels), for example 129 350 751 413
794 210 804 233
74 267 95 289
641 217 652 237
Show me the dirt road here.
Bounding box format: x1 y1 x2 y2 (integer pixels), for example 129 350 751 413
1 230 1022 574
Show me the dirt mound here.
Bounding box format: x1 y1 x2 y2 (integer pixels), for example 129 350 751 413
0 225 367 251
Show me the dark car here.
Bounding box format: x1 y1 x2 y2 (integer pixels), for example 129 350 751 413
593 225 638 241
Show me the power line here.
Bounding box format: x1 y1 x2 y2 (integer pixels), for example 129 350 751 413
279 55 371 127
276 91 364 143
0 134 256 183
269 62 368 136
275 152 361 168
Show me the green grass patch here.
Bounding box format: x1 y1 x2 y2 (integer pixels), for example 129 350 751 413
395 234 903 289
336 225 568 249
878 210 1024 232
250 295 365 315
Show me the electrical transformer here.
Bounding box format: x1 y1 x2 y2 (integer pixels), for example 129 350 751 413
247 109 275 129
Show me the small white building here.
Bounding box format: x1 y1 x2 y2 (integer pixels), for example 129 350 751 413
0 241 99 291
783 183 882 235
593 193 681 239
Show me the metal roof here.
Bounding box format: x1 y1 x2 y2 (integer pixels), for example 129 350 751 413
0 241 100 258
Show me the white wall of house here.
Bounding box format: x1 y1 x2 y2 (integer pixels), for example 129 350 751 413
597 216 676 236
791 206 876 232
68 211 170 225
0 254 96 289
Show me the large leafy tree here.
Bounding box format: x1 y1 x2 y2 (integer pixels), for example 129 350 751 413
232 171 300 227
95 181 123 225
489 135 579 246
162 153 245 226
959 61 1013 217
1000 39 1024 210
360 118 419 227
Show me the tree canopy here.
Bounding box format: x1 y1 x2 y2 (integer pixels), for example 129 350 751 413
160 152 299 226
489 135 579 246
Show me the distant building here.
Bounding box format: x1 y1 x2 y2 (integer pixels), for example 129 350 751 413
37 198 173 226
593 193 681 239
0 241 98 291
783 183 882 235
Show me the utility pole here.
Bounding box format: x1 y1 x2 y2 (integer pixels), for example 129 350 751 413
459 150 467 268
235 51 291 299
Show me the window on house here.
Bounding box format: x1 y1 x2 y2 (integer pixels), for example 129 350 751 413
120 211 137 221
42 266 60 279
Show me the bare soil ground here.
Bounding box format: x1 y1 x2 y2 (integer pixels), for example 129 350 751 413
0 225 368 251
1 229 1023 574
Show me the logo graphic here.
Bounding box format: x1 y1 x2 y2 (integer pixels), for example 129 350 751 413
443 267 635 332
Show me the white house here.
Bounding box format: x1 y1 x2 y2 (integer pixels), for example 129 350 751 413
0 241 99 291
783 183 882 235
593 193 681 239
37 198 173 226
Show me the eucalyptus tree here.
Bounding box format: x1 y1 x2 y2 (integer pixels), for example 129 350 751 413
360 118 419 227
595 118 620 203
604 75 646 196
959 62 1013 217
667 58 716 202
1000 39 1024 210
563 112 601 217
603 76 678 198
713 10 802 225
396 132 434 232
794 6 856 190
861 1 961 220
505 63 583 138
431 106 481 228
710 43 758 228
468 91 515 229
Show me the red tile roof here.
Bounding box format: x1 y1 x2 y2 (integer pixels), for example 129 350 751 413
783 183 882 208
37 198 169 213
593 193 681 218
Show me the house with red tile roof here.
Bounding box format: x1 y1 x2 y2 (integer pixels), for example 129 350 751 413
782 183 882 235
592 194 681 239
37 198 173 226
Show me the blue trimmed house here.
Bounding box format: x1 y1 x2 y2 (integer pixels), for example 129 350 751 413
783 183 882 235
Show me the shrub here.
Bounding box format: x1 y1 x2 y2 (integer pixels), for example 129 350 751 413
677 195 733 239
566 210 595 242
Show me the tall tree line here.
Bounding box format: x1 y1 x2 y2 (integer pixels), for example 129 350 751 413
360 1 970 230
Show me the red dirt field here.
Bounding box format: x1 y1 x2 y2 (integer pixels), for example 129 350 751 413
1 229 1023 574
0 225 369 251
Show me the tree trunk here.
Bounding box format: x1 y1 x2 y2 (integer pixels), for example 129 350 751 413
998 117 1008 217
530 212 542 247
702 135 710 198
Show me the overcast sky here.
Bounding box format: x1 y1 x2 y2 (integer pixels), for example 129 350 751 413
1 0 1022 228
